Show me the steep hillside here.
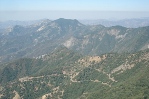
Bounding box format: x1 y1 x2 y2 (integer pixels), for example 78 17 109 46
0 18 85 63
0 47 82 83
0 18 149 64
0 47 149 99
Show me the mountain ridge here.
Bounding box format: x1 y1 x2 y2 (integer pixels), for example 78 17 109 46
0 18 149 64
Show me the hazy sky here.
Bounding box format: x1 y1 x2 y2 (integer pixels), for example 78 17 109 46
0 0 149 21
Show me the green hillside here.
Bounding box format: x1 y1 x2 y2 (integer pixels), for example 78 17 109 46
0 47 149 99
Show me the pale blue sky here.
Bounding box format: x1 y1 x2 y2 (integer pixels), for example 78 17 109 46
0 0 149 21
0 0 149 11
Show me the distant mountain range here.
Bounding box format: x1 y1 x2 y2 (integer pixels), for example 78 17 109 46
0 18 149 63
80 18 149 28
0 19 50 29
1 18 149 29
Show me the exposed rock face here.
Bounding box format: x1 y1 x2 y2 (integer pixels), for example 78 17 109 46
13 91 21 99
63 37 77 48
111 63 135 74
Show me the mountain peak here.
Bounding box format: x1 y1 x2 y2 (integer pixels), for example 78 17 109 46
53 18 83 27
55 18 79 22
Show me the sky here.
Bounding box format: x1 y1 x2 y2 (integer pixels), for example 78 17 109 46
0 0 149 21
